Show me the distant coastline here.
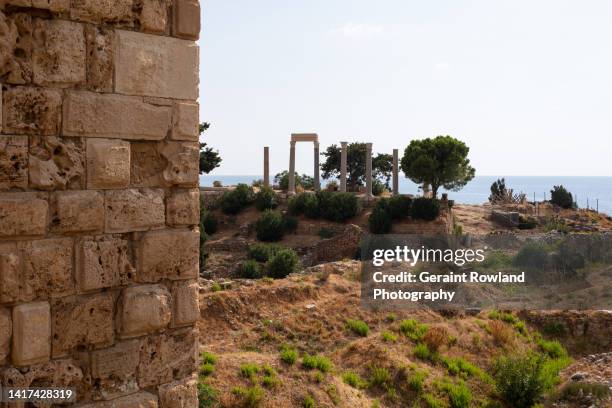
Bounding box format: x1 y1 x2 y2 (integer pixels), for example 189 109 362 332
200 175 612 215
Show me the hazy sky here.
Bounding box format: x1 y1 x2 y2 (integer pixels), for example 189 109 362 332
198 0 612 176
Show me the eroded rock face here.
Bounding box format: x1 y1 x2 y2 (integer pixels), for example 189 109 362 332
2 87 61 135
76 237 134 292
29 136 85 190
159 142 199 187
0 12 33 85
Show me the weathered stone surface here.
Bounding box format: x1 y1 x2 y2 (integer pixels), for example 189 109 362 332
173 0 200 40
70 0 133 26
0 136 28 190
29 136 85 190
171 281 199 328
52 293 114 356
139 0 169 33
84 25 115 92
0 252 20 303
166 189 199 226
119 285 171 338
138 329 198 387
63 91 172 140
158 376 198 408
87 139 130 189
171 102 199 141
115 30 199 100
12 302 51 366
130 142 165 187
21 238 73 301
0 12 33 85
0 193 47 237
2 87 61 135
90 339 140 400
0 308 11 365
31 0 71 12
52 190 104 232
76 237 133 292
80 392 159 408
160 142 199 187
32 19 86 86
105 188 165 233
136 229 199 282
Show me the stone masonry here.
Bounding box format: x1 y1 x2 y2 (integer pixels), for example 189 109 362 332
0 1 200 406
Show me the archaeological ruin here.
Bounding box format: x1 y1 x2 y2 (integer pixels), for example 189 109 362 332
0 0 201 406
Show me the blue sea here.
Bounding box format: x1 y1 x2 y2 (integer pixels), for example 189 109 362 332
200 175 612 216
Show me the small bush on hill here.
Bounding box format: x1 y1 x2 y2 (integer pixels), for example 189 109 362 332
388 195 412 219
368 205 392 234
231 386 264 408
368 367 391 388
240 363 260 380
537 339 568 359
302 354 333 373
372 180 386 196
255 210 286 242
248 243 281 263
550 185 573 209
198 383 218 407
254 187 278 211
288 193 318 217
321 192 360 222
399 319 429 341
488 320 514 346
408 369 427 392
493 354 547 408
282 214 299 233
200 210 218 235
342 371 367 389
422 393 445 408
414 343 432 361
513 241 548 270
303 394 316 408
346 319 369 337
279 345 298 365
411 197 441 220
381 331 397 342
266 248 299 279
237 260 263 279
220 183 254 214
442 381 472 408
423 326 448 353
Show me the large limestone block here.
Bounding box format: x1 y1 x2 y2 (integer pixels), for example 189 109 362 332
115 30 198 100
105 188 165 233
166 189 199 226
0 253 19 303
32 19 86 87
76 238 133 292
0 136 28 190
158 376 198 408
173 0 201 40
0 193 48 237
171 281 199 328
90 339 140 399
2 87 61 135
52 293 114 356
0 308 10 365
159 142 199 187
136 229 199 282
70 0 133 26
86 139 130 189
171 102 199 141
119 285 171 338
79 392 159 408
63 91 172 140
12 302 51 366
52 190 104 233
29 136 85 190
21 238 74 301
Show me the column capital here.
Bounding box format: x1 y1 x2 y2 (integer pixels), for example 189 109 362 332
366 142 373 149
290 140 296 147
340 141 348 147
313 141 320 148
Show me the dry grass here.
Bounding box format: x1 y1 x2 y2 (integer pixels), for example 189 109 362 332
488 320 514 346
422 326 449 353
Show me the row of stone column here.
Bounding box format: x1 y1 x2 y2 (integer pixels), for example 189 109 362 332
263 143 400 197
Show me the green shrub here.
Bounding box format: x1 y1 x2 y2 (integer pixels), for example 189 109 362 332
254 187 278 211
413 343 431 361
303 394 316 408
493 354 547 408
261 364 280 388
387 195 412 219
381 331 397 342
220 183 254 214
543 322 566 337
399 319 429 341
411 197 441 220
368 367 391 388
288 193 318 217
537 339 567 359
240 363 260 380
346 319 369 337
513 242 548 270
302 354 333 373
342 371 367 389
200 363 214 377
200 210 218 235
255 210 285 242
442 357 485 379
323 192 360 222
283 214 299 233
444 381 472 408
248 243 281 262
422 393 446 408
231 386 264 408
550 185 573 209
238 260 263 279
211 282 222 292
279 345 298 365
198 383 218 408
518 216 538 230
368 205 392 234
201 352 218 365
408 369 427 392
266 248 299 279
372 180 386 196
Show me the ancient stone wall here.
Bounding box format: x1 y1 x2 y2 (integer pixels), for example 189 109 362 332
0 0 201 406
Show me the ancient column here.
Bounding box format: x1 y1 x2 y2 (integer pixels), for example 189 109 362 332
366 143 373 198
392 149 399 195
340 141 348 192
264 146 270 188
313 141 320 191
288 140 296 194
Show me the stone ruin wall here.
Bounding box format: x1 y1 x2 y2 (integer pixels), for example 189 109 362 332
0 0 201 406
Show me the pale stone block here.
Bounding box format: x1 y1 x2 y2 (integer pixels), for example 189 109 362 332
115 30 199 100
119 285 171 338
63 91 172 140
0 308 10 365
105 188 165 233
159 142 199 187
140 0 169 33
0 136 28 190
166 189 199 226
171 281 199 328
32 19 86 87
0 193 48 237
79 391 159 408
52 190 104 232
12 302 51 366
158 376 198 408
76 238 133 292
70 0 133 26
136 229 199 282
171 102 199 141
21 237 73 301
2 87 62 135
0 253 20 303
173 0 200 40
86 139 130 189
52 293 114 356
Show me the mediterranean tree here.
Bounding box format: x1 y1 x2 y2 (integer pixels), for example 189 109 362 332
321 143 393 192
400 135 475 198
199 122 222 174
